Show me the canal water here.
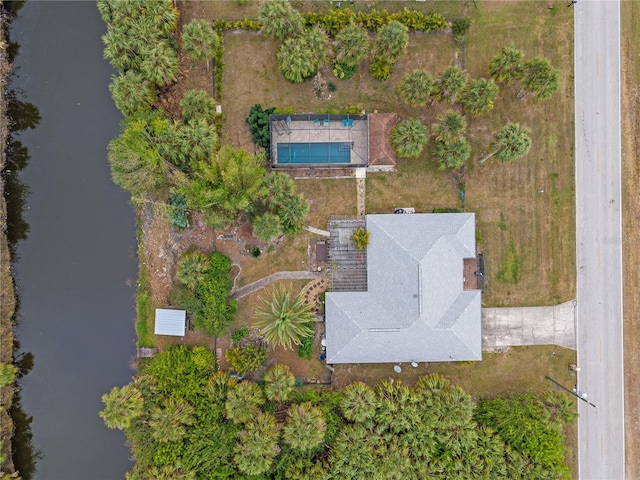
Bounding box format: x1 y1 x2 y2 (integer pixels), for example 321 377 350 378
10 2 137 478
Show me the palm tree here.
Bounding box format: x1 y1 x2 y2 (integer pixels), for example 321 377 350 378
278 194 309 234
432 110 467 145
340 381 378 424
225 380 265 424
176 251 210 290
334 23 369 67
373 20 409 62
259 0 304 41
182 19 219 64
390 118 429 158
399 70 434 107
262 171 295 207
519 57 560 100
489 46 524 85
433 137 471 170
253 287 315 350
180 90 217 124
433 66 466 104
252 212 283 242
109 71 157 116
99 384 144 430
139 41 179 87
277 37 318 83
479 123 531 164
305 25 330 69
149 397 195 443
263 364 296 403
234 412 281 476
283 402 326 452
461 78 499 116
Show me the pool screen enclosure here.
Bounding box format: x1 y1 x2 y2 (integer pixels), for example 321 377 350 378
270 113 369 168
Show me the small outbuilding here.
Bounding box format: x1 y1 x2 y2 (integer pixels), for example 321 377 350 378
154 308 187 337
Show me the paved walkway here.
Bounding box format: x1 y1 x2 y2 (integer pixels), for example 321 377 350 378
304 225 330 237
482 300 576 350
229 271 324 300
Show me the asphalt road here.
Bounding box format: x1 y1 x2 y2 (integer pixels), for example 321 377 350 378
574 1 625 478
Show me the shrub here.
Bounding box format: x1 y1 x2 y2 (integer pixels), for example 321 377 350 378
231 327 249 343
332 62 357 80
167 191 189 229
369 56 393 81
192 252 237 336
169 283 203 314
352 227 370 250
225 344 268 375
452 18 470 39
246 104 276 153
327 82 337 92
297 335 314 360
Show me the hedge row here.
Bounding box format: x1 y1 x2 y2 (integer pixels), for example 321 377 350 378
212 8 447 35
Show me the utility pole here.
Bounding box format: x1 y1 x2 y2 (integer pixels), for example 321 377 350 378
545 375 597 408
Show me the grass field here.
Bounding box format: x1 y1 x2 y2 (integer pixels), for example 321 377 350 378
621 1 640 476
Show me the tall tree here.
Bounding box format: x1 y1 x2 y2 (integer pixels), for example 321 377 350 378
479 123 531 164
340 381 377 424
519 57 560 100
283 402 326 452
108 111 173 196
433 66 466 104
254 287 315 350
99 384 144 430
149 397 195 443
182 146 266 229
334 23 369 67
180 90 217 124
182 19 219 63
489 46 524 85
259 0 304 41
225 381 265 424
278 193 310 234
461 78 499 116
399 69 434 107
139 41 179 86
176 251 210 290
234 412 281 476
390 118 429 158
372 20 409 62
432 137 471 170
432 110 467 145
109 70 157 116
252 212 283 242
263 364 296 404
276 27 329 84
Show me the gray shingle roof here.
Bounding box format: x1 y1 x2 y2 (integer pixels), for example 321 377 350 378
325 213 481 364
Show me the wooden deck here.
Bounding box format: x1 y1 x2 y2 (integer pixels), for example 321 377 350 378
463 257 482 291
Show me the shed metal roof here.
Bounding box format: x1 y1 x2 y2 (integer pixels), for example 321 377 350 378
154 308 186 337
325 213 482 364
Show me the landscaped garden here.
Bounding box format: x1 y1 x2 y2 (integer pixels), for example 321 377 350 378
96 0 578 477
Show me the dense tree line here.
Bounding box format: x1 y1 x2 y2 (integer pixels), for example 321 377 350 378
99 0 310 238
100 346 574 479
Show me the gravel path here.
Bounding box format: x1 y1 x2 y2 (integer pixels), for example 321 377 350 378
229 271 325 300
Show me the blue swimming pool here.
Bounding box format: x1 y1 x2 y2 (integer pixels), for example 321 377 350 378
277 142 351 165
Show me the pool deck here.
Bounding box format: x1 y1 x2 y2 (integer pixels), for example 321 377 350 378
272 119 368 166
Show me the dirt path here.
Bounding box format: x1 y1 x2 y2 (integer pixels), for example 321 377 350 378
229 270 324 300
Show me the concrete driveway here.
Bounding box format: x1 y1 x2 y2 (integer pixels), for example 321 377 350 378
482 300 576 350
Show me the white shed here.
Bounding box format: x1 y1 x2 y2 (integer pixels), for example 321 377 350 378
154 309 187 337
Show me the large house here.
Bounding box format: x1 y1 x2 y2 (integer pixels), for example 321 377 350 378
325 213 482 364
